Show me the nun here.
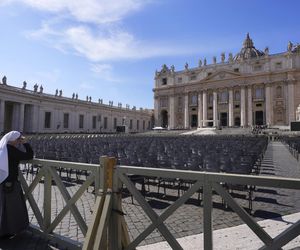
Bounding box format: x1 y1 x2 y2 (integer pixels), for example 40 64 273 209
0 131 34 238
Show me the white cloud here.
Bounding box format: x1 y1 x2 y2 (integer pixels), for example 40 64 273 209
16 0 148 24
79 82 95 90
90 63 121 82
7 0 201 62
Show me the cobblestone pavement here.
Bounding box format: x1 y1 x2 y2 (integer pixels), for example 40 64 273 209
1 141 300 249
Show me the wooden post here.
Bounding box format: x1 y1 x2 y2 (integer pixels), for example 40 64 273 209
108 157 123 250
84 156 130 249
43 167 52 232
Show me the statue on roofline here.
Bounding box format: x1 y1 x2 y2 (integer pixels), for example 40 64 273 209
2 76 7 85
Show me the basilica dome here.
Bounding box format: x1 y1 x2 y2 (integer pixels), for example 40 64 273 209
233 33 265 61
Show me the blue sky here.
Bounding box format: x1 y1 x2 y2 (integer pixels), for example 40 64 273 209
0 0 300 109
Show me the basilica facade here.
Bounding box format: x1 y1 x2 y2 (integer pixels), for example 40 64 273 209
0 81 153 134
153 34 300 129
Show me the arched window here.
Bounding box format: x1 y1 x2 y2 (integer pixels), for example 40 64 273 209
208 94 213 105
234 91 240 101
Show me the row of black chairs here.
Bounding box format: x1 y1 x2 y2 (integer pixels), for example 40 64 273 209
24 134 268 210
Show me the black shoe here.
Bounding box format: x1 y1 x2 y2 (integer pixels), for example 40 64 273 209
0 234 16 239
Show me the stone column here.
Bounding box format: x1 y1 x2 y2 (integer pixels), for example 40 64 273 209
228 89 234 127
19 103 25 132
247 87 253 127
0 100 5 133
213 91 218 127
265 84 272 126
12 103 19 131
202 90 207 126
31 105 40 133
184 94 189 129
154 97 159 127
197 92 203 128
287 81 295 124
169 95 175 129
240 87 246 127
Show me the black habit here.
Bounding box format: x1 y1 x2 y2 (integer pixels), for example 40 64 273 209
0 143 33 236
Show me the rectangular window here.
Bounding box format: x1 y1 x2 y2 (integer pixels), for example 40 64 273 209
190 74 197 81
104 117 108 129
143 120 145 130
234 68 239 72
114 117 117 129
148 121 151 129
255 88 264 99
190 94 198 106
253 65 262 71
208 94 213 105
177 77 182 83
275 62 282 69
44 112 51 128
162 78 167 85
63 113 69 129
92 116 97 129
234 91 240 101
219 91 228 103
130 119 133 129
137 120 139 130
178 96 183 107
160 97 168 108
79 114 84 129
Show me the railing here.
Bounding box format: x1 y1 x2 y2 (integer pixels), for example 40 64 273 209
19 159 101 249
20 157 300 250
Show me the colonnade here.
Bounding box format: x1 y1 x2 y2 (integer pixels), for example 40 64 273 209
164 82 295 129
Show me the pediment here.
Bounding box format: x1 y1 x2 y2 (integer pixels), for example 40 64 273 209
203 70 241 81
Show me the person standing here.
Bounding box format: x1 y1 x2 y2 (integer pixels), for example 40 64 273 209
0 131 34 238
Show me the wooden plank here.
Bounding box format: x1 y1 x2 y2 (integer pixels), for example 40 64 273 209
46 174 95 233
117 166 300 190
93 193 112 250
109 158 121 250
82 194 106 250
213 182 273 246
48 167 88 235
259 219 300 250
43 167 52 231
203 181 213 250
119 173 183 250
121 215 131 247
23 167 44 194
27 159 97 171
124 178 202 249
19 170 44 228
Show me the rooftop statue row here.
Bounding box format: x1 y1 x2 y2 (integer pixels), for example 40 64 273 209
156 33 299 75
0 75 146 112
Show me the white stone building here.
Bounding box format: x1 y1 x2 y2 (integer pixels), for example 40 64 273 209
0 81 153 134
153 34 300 129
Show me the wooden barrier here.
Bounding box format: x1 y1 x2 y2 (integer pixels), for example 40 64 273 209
83 156 130 250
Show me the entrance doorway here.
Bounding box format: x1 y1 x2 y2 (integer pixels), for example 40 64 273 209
161 110 168 128
191 114 198 128
208 117 213 127
234 117 241 126
220 112 228 127
255 111 264 125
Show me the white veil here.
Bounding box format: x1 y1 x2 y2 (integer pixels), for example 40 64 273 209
0 131 21 184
